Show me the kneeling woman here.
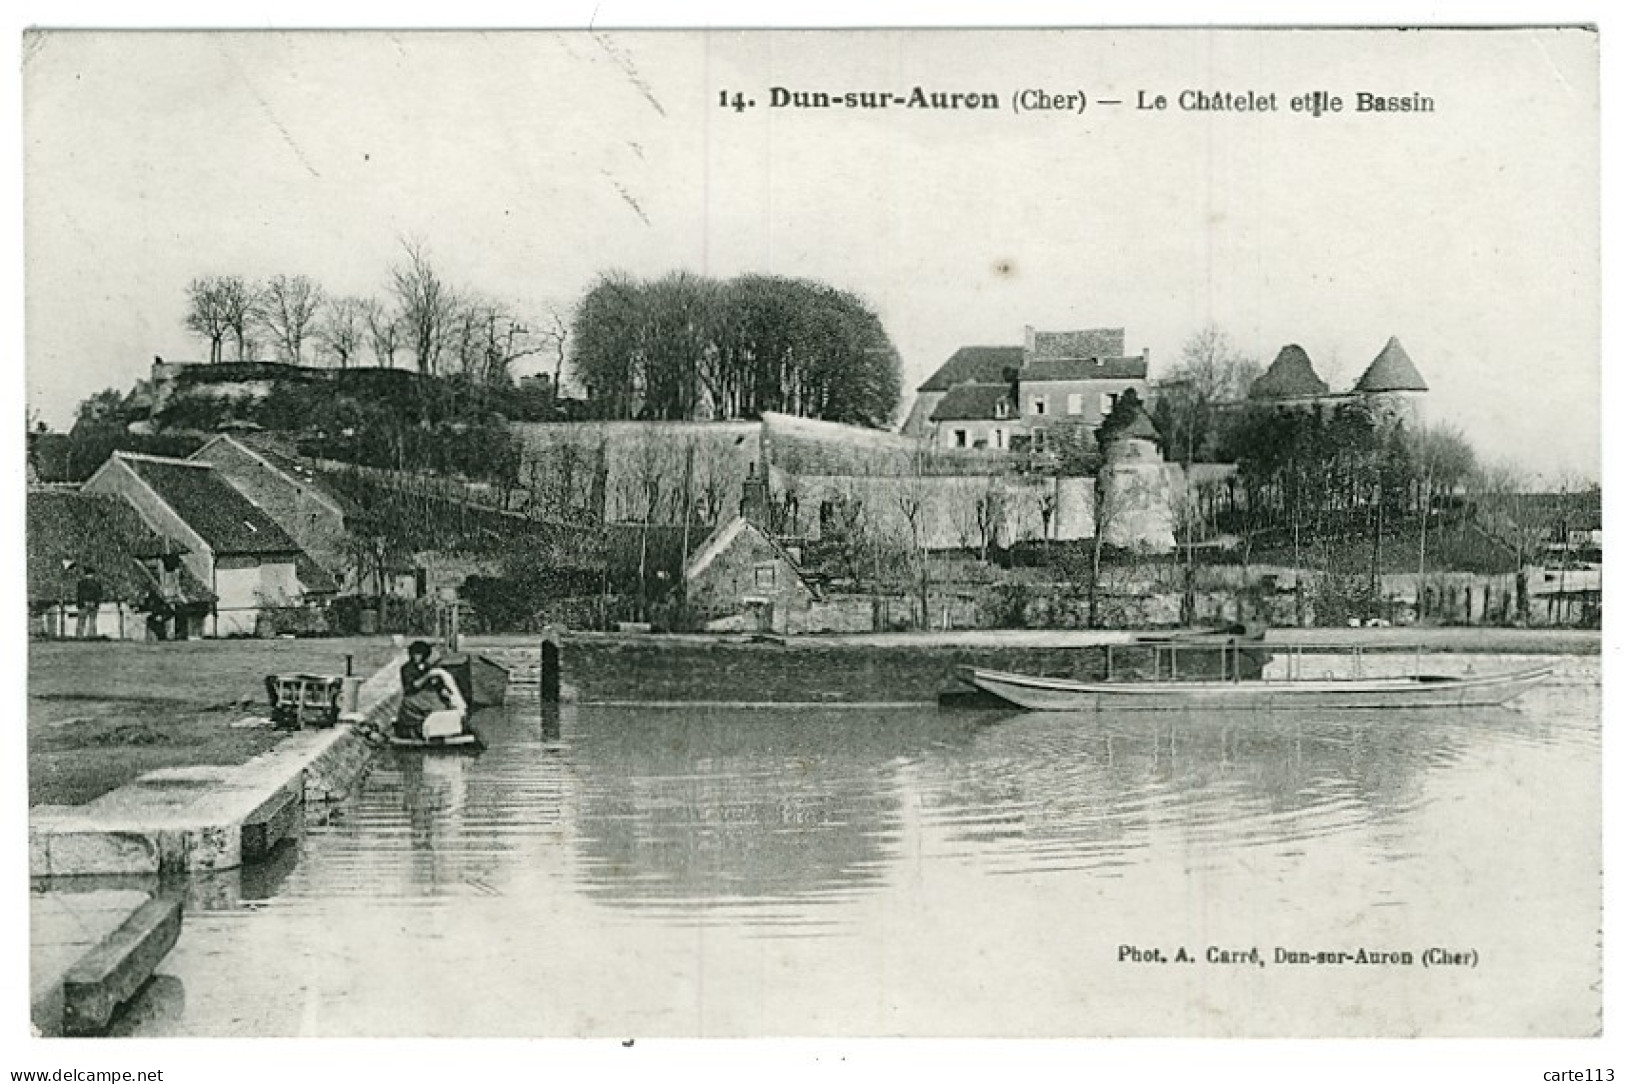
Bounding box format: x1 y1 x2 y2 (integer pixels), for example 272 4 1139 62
395 640 468 739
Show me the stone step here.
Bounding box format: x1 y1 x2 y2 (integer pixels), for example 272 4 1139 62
32 889 183 1036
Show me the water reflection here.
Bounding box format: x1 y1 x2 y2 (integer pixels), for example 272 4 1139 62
106 657 1598 1036
566 707 986 908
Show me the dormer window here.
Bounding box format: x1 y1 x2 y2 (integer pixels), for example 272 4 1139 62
994 398 1010 420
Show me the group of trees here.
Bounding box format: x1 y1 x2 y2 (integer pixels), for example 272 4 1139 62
183 240 564 387
1150 324 1263 463
571 271 903 428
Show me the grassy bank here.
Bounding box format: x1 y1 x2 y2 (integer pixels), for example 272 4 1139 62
28 638 398 807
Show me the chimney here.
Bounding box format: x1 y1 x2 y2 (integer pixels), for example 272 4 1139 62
1023 324 1036 361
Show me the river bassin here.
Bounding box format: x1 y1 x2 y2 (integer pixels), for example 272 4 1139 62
117 655 1600 1037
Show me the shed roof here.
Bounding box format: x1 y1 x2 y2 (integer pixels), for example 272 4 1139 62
1250 344 1331 399
1355 336 1428 392
116 453 303 555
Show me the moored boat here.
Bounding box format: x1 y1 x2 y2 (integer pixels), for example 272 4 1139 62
956 660 1554 712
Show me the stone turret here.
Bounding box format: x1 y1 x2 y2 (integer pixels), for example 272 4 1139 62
1096 402 1174 554
1354 336 1428 426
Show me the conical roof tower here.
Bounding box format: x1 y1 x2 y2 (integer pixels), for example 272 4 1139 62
1355 336 1428 393
1249 344 1330 399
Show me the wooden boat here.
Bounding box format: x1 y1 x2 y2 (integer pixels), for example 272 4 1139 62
956 660 1554 712
387 731 484 751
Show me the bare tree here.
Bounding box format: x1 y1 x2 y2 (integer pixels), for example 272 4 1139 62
450 296 543 386
217 276 261 362
1156 323 1261 462
361 298 402 368
318 296 367 369
892 452 934 627
258 274 326 364
185 276 231 363
539 310 570 393
391 239 455 375
974 476 1006 563
1471 461 1546 624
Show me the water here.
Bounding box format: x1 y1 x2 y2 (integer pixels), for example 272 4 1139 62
116 655 1600 1037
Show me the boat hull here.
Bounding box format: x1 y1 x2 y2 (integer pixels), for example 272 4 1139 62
957 665 1554 712
388 732 484 751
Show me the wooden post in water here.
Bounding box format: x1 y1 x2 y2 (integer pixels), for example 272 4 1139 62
540 624 562 704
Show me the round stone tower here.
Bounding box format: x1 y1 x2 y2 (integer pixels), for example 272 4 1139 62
1354 335 1428 427
1097 405 1175 554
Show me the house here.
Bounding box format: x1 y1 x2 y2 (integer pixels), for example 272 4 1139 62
929 383 1019 450
27 487 215 640
684 515 821 634
905 326 1151 454
902 346 1024 438
189 434 360 592
82 452 321 636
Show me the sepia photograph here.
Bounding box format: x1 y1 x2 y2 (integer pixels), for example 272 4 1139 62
18 24 1601 1046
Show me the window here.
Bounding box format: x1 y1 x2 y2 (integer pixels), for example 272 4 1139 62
953 429 968 448
1031 396 1048 416
992 427 1007 449
1067 392 1083 415
754 564 778 589
1101 392 1120 417
994 398 1010 420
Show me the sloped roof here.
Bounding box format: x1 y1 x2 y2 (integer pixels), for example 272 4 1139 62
684 516 821 600
1250 344 1330 399
918 346 1024 392
1030 328 1126 359
1107 403 1162 442
1355 336 1428 393
117 453 303 555
930 383 1013 422
1023 356 1149 382
204 434 363 517
27 488 213 606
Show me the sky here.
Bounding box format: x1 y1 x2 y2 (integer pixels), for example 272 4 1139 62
22 28 1599 481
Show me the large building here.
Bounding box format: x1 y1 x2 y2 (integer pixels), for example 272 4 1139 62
903 326 1151 453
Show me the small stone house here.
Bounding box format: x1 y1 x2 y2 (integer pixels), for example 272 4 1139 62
189 434 358 592
684 515 820 634
82 452 322 636
27 487 215 639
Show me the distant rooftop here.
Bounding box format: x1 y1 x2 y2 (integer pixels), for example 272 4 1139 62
1355 336 1428 393
1250 344 1331 400
1029 327 1126 360
930 383 1014 422
917 346 1023 392
114 453 303 556
1024 356 1149 382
